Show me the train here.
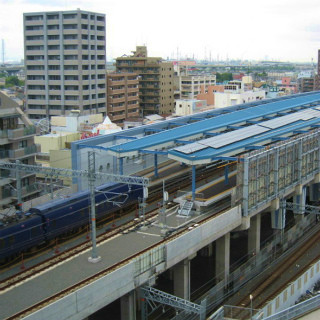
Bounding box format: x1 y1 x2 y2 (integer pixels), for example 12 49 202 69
0 182 143 263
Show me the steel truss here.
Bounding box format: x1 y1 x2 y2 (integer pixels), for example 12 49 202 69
140 286 206 320
284 201 320 215
0 161 149 187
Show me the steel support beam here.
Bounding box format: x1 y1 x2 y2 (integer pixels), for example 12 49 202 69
140 286 206 320
0 161 149 187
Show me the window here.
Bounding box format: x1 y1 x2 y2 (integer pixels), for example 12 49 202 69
64 55 77 60
26 35 44 41
27 55 44 61
65 75 78 80
64 34 77 40
63 24 77 29
49 95 61 100
64 44 78 50
48 55 60 60
26 15 43 21
63 14 76 19
28 85 45 90
48 45 59 50
27 65 44 70
49 65 60 70
49 75 61 80
48 35 59 40
26 25 43 31
47 14 59 20
19 140 28 148
64 65 78 70
48 25 59 30
49 85 61 90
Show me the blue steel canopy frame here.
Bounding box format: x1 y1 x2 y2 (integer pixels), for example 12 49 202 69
236 130 320 216
71 92 320 191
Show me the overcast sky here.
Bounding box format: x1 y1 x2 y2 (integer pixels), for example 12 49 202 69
1 0 320 63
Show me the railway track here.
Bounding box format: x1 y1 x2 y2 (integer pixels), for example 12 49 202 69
0 159 234 271
2 198 231 320
224 221 320 319
0 206 165 292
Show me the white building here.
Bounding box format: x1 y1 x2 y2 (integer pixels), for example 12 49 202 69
174 99 208 116
214 77 265 108
179 75 216 99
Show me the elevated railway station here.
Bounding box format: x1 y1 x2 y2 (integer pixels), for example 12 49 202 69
2 92 320 320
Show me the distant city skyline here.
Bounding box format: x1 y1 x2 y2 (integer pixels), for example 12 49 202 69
1 0 320 63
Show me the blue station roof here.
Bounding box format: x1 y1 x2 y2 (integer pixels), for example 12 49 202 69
106 92 320 164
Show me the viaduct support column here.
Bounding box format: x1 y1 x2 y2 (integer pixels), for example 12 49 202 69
248 213 261 255
271 198 285 229
173 255 194 300
215 233 230 281
293 185 306 224
121 290 136 320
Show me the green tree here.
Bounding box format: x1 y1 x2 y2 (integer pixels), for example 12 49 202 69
216 72 233 83
5 76 20 87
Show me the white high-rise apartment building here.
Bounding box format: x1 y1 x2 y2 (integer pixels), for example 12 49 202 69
23 9 106 119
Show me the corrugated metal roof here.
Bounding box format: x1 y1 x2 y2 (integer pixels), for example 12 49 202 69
108 92 320 156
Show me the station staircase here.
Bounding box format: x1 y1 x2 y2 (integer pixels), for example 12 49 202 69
177 200 194 217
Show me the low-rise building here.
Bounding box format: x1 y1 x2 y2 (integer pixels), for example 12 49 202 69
197 77 265 108
174 99 208 116
179 75 216 99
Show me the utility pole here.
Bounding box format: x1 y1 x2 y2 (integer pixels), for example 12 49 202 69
87 151 101 263
15 160 22 212
1 39 4 65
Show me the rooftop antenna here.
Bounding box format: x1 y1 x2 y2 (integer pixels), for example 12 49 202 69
1 39 4 65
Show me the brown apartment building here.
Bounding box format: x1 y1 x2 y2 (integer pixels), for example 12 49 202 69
115 46 174 116
106 73 139 127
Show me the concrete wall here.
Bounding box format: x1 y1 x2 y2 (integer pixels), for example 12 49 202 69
35 132 80 153
262 259 320 318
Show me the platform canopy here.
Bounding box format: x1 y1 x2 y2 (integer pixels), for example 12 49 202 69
105 92 320 164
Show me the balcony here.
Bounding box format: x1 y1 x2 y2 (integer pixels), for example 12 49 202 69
127 96 139 102
0 150 9 160
108 106 126 112
1 188 12 201
7 126 36 140
108 88 125 95
8 144 40 159
108 97 125 104
109 114 125 121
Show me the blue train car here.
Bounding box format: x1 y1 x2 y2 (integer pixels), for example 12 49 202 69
0 214 43 262
0 182 143 262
